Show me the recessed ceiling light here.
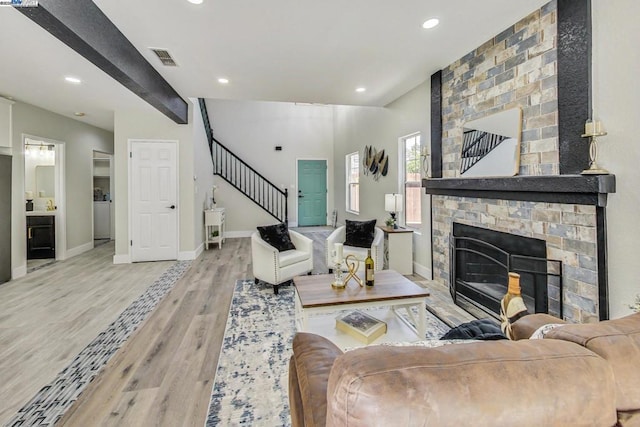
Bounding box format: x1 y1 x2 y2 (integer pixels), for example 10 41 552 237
188 0 203 4
422 18 440 29
65 76 82 84
218 78 229 84
355 87 366 93
74 112 85 117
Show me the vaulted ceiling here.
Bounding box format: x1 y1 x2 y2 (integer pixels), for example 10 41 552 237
0 0 549 131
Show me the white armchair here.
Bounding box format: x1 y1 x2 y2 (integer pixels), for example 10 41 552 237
325 226 384 272
251 229 314 294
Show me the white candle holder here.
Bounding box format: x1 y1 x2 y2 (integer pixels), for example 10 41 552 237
581 130 609 175
331 261 345 289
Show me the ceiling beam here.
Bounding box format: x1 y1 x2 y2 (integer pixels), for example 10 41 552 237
17 0 188 124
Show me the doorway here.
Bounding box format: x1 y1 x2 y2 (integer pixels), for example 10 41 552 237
129 140 178 262
297 159 327 227
23 135 66 272
92 151 113 245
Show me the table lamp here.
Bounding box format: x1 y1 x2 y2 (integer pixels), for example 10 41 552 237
384 193 403 229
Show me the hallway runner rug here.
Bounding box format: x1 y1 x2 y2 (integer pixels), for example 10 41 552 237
6 261 191 427
205 279 450 426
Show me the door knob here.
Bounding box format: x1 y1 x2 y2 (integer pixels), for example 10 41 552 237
298 191 304 198
168 205 176 209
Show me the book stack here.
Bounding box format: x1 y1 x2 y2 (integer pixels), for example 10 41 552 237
335 310 387 344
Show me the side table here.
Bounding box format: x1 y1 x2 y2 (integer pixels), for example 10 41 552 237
379 226 413 275
204 207 225 249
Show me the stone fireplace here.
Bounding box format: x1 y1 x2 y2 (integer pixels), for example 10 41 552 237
424 1 616 323
426 176 614 324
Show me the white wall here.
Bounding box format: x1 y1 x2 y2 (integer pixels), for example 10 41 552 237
592 0 640 318
205 99 334 232
8 101 113 277
113 102 196 262
190 98 215 252
332 81 431 276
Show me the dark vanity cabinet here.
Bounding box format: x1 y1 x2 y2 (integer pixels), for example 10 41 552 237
27 216 55 259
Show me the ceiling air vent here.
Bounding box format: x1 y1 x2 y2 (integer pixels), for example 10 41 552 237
150 48 178 66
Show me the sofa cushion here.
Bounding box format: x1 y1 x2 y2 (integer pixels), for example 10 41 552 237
278 249 310 268
545 312 640 411
291 333 343 427
344 219 376 248
257 222 296 252
326 339 617 427
510 313 565 340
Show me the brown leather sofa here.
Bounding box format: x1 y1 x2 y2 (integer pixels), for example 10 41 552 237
289 312 640 427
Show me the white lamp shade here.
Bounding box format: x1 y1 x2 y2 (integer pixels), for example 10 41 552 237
385 193 403 212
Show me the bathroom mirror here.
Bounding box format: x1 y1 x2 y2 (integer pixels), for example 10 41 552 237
36 165 55 198
460 107 522 177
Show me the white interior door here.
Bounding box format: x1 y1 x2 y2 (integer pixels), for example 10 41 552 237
130 140 178 262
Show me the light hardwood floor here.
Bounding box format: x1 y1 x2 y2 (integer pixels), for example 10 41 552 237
2 230 473 426
59 237 252 426
0 242 174 425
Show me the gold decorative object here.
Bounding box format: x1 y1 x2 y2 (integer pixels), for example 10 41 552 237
581 119 609 175
331 255 363 289
343 255 364 287
362 145 389 181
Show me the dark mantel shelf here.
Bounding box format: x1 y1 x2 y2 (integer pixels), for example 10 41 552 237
422 174 616 207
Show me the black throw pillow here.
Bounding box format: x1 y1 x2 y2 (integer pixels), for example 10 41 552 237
257 223 296 252
344 219 376 248
440 318 506 341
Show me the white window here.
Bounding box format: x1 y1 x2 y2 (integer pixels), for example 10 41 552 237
401 133 421 229
346 152 359 214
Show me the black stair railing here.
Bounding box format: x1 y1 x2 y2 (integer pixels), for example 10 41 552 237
460 129 507 174
198 98 288 224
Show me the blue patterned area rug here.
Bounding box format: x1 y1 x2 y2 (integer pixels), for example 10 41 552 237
205 279 451 426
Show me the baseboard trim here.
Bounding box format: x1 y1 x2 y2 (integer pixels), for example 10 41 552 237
178 244 202 261
413 262 432 280
113 253 131 264
66 241 93 259
224 230 253 238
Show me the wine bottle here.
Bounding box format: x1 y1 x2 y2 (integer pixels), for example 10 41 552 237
365 249 374 286
500 272 529 339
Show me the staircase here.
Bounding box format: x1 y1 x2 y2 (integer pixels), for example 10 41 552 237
198 99 288 223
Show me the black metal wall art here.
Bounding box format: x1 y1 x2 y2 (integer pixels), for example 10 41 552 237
362 145 389 181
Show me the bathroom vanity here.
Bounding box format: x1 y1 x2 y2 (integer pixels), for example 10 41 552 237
26 212 55 259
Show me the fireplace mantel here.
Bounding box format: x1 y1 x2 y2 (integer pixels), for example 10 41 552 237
422 174 616 207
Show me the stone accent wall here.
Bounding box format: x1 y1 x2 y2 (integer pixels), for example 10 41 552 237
441 1 558 177
432 1 601 323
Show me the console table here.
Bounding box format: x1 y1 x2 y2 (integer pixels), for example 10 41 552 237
204 207 225 249
379 226 413 275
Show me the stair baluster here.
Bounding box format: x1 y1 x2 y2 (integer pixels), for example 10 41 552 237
198 98 288 224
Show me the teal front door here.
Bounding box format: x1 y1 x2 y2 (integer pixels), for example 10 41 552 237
297 160 327 226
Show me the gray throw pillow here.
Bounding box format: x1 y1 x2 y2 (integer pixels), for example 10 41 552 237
344 219 376 248
257 223 296 252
